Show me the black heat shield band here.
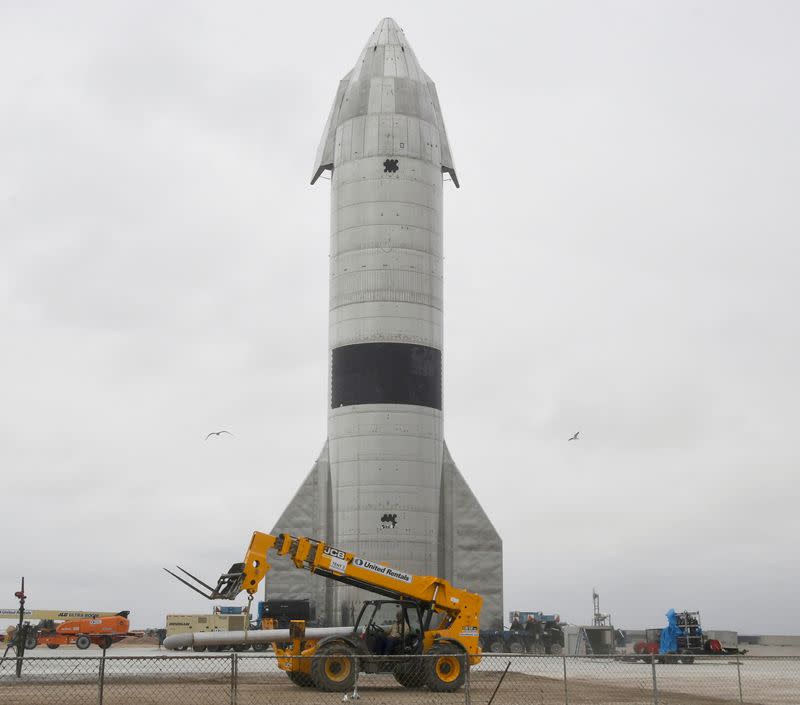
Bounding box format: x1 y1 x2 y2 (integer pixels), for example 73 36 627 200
331 343 442 410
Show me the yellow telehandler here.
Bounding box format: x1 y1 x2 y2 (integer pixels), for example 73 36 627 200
166 532 482 692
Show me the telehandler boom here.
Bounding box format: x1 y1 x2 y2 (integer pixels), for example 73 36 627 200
166 532 482 692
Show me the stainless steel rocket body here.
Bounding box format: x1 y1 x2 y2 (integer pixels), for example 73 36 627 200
270 18 502 629
316 19 455 613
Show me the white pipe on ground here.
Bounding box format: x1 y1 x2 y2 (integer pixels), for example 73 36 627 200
163 626 354 650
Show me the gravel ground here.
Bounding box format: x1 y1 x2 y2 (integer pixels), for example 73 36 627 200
1 653 797 705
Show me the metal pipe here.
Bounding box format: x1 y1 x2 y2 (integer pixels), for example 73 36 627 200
163 626 353 650
486 662 511 705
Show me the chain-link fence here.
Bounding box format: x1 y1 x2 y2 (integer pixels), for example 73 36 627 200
1 652 798 705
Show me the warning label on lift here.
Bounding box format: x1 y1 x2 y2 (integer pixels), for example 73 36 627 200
352 557 412 584
328 557 347 574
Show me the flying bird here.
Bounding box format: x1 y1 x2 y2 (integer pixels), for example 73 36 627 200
205 431 234 440
568 431 580 441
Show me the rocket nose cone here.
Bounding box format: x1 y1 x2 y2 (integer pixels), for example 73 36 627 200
366 17 405 47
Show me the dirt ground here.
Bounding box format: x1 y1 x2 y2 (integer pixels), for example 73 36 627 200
0 670 777 705
114 636 160 647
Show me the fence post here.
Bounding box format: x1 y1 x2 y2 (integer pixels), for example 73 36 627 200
650 655 659 705
98 649 106 705
230 652 238 705
562 655 569 705
464 654 471 705
736 652 743 703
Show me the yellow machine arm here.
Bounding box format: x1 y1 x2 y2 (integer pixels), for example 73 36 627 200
167 532 481 635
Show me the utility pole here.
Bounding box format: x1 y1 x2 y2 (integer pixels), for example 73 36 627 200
12 577 29 677
0 577 30 678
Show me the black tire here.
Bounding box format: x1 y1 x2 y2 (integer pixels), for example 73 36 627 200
527 640 545 655
394 662 425 688
47 644 60 650
508 638 525 654
206 645 223 652
232 644 250 652
192 645 206 653
76 635 92 650
311 642 357 692
679 650 695 664
288 670 315 687
488 638 505 653
175 645 188 652
100 637 113 650
252 643 268 652
425 643 467 693
548 643 563 656
24 636 38 650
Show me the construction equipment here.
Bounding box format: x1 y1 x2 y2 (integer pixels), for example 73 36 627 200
629 609 742 663
0 609 119 621
592 589 611 626
257 599 315 629
165 612 257 652
480 611 565 654
14 611 135 650
165 532 482 692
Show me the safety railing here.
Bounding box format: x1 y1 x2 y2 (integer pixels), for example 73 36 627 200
1 652 797 704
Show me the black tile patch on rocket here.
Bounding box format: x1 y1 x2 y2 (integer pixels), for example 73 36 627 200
383 159 399 173
381 513 398 529
331 343 442 410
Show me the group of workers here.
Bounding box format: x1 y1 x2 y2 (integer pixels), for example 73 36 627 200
510 613 539 632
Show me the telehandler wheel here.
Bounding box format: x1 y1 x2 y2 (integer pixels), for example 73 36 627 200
311 643 357 692
100 637 113 650
47 644 60 650
24 636 38 650
76 635 92 650
393 662 425 688
425 644 466 692
288 670 315 687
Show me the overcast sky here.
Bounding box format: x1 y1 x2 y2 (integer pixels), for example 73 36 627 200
1 1 798 634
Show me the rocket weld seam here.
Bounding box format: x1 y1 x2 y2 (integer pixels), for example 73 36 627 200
329 313 442 322
329 406 442 416
331 247 440 257
331 223 441 236
331 269 441 279
330 462 441 469
332 176 442 189
334 201 439 213
337 472 439 478
332 176 440 187
328 433 442 442
330 302 442 312
336 110 442 126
